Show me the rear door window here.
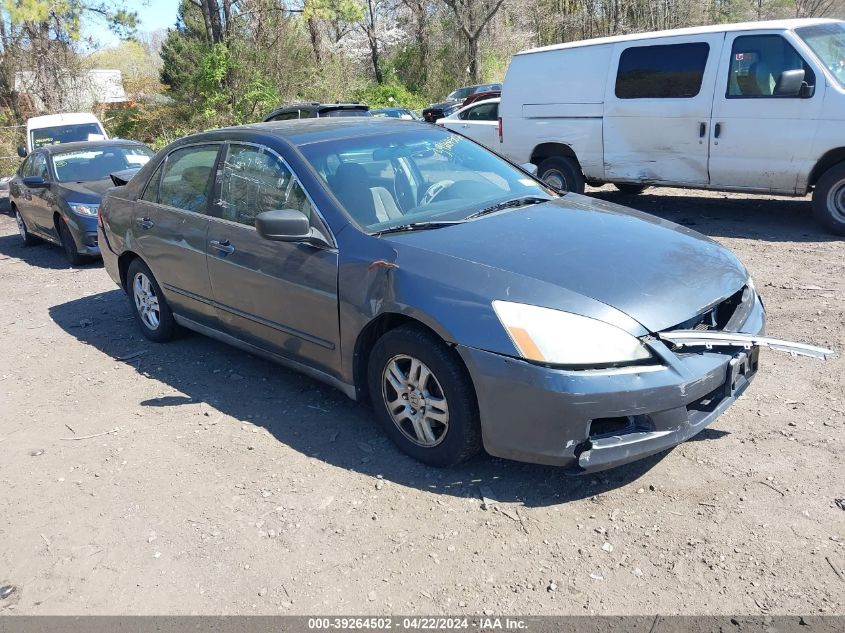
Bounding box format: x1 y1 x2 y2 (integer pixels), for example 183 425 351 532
615 42 710 98
158 145 220 214
462 102 499 121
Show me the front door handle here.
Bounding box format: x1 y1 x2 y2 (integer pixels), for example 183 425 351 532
135 217 154 230
699 122 706 138
714 122 722 139
210 239 235 255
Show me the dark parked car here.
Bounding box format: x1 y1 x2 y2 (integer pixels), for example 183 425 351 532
263 102 370 122
371 107 419 120
446 83 502 102
11 140 153 265
98 119 830 471
422 101 462 123
462 89 501 107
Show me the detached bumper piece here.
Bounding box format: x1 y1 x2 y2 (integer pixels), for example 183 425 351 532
658 330 834 360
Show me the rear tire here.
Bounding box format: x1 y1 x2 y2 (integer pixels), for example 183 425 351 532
812 163 845 236
127 258 177 343
57 217 84 266
536 156 585 194
367 325 482 467
14 207 38 246
614 183 648 195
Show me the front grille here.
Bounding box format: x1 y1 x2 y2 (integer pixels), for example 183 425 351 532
670 286 748 332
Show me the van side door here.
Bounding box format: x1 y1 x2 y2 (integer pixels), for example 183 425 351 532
708 31 823 194
603 34 725 186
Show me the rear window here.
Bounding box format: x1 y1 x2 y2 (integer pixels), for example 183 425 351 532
319 109 371 118
615 42 710 99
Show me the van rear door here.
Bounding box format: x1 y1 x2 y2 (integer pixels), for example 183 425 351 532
707 30 823 194
603 33 726 186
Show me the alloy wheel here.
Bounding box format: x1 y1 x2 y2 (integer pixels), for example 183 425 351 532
15 211 26 240
133 272 161 330
381 354 450 447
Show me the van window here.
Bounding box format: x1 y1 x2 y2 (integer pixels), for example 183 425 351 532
615 42 710 99
727 35 814 98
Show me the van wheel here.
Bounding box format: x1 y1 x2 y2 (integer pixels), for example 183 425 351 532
367 325 482 467
812 163 845 236
614 183 648 195
536 156 585 194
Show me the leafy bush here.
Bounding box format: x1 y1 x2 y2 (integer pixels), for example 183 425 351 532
352 82 427 110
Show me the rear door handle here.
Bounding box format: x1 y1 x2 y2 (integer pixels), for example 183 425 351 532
210 239 235 255
135 217 154 230
714 122 722 139
699 122 706 138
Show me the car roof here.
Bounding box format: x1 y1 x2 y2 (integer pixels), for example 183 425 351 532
183 118 435 148
27 112 100 128
516 17 840 56
37 139 147 155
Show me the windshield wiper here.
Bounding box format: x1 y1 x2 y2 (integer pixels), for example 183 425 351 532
464 196 550 221
372 220 465 236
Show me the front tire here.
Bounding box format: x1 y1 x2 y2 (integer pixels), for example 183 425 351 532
127 258 177 342
367 325 482 467
812 163 845 236
57 217 84 266
14 207 38 246
536 156 585 194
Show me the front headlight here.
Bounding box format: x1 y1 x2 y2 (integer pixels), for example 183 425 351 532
68 202 99 217
492 300 652 366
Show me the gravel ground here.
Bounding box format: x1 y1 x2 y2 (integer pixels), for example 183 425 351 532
0 186 842 616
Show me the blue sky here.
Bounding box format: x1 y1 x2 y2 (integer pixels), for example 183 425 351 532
85 0 180 49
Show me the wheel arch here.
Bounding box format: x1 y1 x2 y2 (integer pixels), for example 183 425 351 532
530 142 581 169
809 148 845 188
117 250 141 292
352 311 471 402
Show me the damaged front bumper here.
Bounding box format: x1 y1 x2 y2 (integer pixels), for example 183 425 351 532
456 294 831 473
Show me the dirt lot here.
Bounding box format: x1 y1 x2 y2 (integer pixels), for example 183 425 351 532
0 186 843 616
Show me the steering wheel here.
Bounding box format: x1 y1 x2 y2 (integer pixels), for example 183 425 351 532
393 168 414 213
420 180 455 206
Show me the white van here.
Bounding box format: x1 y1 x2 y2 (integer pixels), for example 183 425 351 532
499 18 845 234
19 112 107 157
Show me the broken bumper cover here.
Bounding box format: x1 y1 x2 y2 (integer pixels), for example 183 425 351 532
456 295 769 473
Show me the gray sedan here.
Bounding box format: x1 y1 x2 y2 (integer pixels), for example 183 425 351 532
97 119 831 472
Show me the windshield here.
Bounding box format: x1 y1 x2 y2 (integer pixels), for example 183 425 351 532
796 22 845 88
52 146 153 183
31 123 104 149
299 127 555 233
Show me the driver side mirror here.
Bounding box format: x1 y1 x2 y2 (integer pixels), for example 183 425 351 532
22 176 47 188
774 69 814 98
17 147 26 158
255 209 311 242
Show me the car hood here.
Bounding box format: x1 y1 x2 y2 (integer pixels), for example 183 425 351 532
384 194 748 333
56 178 112 200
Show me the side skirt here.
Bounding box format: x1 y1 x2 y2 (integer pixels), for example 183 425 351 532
173 314 357 401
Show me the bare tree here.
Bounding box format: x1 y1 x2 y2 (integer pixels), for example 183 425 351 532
441 0 507 83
